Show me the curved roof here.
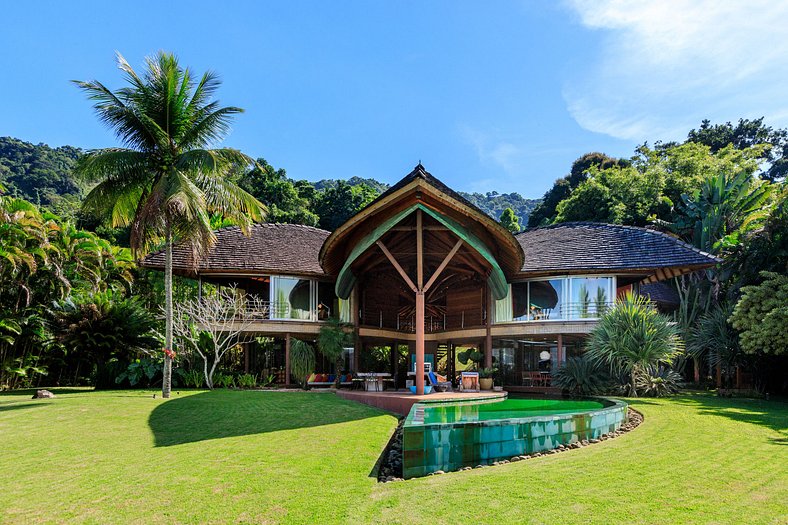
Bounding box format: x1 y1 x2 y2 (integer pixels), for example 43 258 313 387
139 223 330 277
320 164 525 279
515 222 719 277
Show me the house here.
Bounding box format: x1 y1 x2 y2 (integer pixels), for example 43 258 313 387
141 164 718 393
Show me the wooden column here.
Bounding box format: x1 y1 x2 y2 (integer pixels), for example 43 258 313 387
416 291 425 394
556 334 563 368
484 284 493 368
352 285 360 372
415 210 425 395
285 333 291 387
392 340 399 387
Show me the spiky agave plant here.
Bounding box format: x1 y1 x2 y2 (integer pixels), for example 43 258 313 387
73 52 266 397
585 292 684 397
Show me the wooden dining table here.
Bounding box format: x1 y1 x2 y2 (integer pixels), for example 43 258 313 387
356 372 392 391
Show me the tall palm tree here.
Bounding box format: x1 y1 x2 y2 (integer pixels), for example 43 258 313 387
74 52 266 397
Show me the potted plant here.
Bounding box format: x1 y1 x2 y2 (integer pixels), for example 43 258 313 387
479 367 497 390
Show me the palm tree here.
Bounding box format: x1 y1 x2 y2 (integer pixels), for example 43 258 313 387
585 292 684 397
73 52 266 397
318 318 353 387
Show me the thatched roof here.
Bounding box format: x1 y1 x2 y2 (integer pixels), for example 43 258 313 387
515 222 719 278
139 223 330 277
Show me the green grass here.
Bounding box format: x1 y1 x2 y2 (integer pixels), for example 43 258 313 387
1 389 786 524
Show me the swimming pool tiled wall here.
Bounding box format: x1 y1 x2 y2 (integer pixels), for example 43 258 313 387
402 398 628 478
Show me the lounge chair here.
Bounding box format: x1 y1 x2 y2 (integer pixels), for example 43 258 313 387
428 371 453 393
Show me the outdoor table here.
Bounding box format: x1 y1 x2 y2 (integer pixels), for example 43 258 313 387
356 372 392 392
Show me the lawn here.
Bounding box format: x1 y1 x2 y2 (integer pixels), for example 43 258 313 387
1 389 786 525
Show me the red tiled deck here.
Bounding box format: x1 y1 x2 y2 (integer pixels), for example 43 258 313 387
336 389 507 416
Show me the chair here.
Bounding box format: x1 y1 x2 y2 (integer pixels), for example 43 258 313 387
428 371 452 393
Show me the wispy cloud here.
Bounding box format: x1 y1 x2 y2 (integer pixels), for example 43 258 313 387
564 0 788 141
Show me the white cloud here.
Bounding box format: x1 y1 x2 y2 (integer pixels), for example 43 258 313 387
564 0 788 141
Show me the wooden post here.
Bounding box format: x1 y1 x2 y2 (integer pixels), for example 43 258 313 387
484 284 493 369
716 364 722 388
392 340 399 387
352 285 360 372
416 291 425 395
285 333 291 387
556 334 563 368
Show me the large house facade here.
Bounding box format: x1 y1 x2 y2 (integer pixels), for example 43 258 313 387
142 165 718 393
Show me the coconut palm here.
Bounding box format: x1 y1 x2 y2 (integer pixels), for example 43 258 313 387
73 52 266 397
585 292 684 397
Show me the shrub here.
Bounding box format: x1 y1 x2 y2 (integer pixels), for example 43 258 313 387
212 372 235 388
237 373 256 389
554 356 610 397
183 369 205 388
635 366 682 397
290 339 316 390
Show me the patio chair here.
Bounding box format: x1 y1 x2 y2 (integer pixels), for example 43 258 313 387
428 371 452 393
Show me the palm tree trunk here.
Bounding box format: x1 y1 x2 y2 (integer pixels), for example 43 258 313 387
629 367 638 397
162 220 173 398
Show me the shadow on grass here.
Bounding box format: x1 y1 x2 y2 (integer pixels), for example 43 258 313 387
670 392 788 444
0 402 49 413
0 387 95 397
149 390 385 447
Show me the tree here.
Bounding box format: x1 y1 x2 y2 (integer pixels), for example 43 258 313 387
499 207 521 233
317 318 353 387
585 292 684 396
528 152 622 227
730 272 788 356
235 158 319 226
73 52 266 398
689 303 742 386
171 286 266 389
289 338 316 390
688 118 788 182
313 181 378 231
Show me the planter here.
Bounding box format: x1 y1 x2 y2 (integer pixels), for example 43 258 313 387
479 378 493 390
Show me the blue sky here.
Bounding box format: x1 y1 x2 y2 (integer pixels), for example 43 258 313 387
2 1 787 197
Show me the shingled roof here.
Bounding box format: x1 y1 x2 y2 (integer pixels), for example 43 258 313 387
515 222 719 277
139 223 330 277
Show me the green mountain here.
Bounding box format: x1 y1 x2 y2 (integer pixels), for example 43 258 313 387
0 137 540 226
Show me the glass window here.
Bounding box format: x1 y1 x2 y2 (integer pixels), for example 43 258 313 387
317 281 338 320
528 279 563 320
271 276 313 320
512 282 529 321
569 277 613 318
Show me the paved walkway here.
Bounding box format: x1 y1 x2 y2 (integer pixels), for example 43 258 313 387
336 389 506 415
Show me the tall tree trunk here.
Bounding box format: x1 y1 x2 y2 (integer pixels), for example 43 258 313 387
162 220 173 398
629 367 638 397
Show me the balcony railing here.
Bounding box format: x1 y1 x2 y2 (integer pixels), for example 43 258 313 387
215 301 330 322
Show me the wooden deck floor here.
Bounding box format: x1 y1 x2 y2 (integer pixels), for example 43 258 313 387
335 389 507 416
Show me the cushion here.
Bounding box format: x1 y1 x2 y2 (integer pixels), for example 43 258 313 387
428 371 438 385
307 373 317 383
345 372 352 380
317 374 327 382
339 374 346 383
328 374 336 383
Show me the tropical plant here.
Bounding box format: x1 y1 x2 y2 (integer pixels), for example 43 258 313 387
318 318 352 387
115 357 161 387
553 356 609 397
478 366 498 379
585 292 684 397
635 366 683 397
73 52 266 398
457 348 484 370
182 369 205 388
289 339 315 390
690 303 742 385
237 373 256 389
730 271 788 357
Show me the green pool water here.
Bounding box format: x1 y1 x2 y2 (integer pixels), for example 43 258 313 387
411 398 606 426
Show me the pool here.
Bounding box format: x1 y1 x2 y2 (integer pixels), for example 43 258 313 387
402 395 628 478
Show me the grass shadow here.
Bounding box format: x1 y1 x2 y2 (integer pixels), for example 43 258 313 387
148 389 386 447
669 392 788 443
0 402 49 413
